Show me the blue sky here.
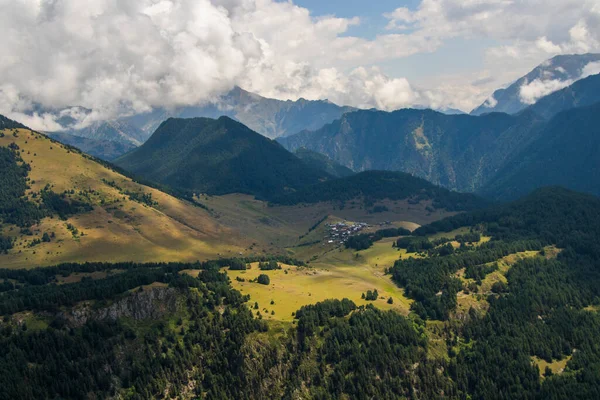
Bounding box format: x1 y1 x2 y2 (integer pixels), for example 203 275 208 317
291 0 421 39
286 0 497 83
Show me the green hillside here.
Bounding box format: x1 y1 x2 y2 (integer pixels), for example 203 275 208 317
116 117 331 199
0 118 251 268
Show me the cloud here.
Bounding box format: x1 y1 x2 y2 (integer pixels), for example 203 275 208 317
581 61 600 78
519 78 574 105
0 0 442 130
482 94 498 109
0 0 599 131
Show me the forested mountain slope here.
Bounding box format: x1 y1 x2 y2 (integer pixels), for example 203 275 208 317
524 73 600 120
279 108 542 193
294 148 355 178
481 102 600 200
116 116 331 200
272 170 489 212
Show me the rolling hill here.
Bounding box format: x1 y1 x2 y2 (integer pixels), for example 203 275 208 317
0 116 251 268
481 102 600 200
471 53 600 116
115 116 331 200
278 108 543 193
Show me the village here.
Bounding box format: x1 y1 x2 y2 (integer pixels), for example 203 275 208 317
326 221 369 244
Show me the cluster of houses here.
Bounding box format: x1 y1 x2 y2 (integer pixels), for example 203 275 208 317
326 222 368 244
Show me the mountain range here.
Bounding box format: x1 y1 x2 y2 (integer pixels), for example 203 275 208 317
524 72 600 120
48 86 356 160
4 49 600 400
279 69 600 200
278 108 543 194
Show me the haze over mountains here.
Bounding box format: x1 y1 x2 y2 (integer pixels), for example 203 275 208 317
47 86 355 160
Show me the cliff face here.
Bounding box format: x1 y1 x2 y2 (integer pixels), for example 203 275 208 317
60 286 178 327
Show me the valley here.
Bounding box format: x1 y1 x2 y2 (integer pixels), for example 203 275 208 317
3 1 600 398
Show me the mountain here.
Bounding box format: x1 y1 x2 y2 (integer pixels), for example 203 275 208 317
115 116 331 199
278 108 543 193
53 87 355 152
481 102 600 200
272 170 489 212
53 107 147 147
46 132 136 160
471 53 600 116
524 73 600 120
294 148 354 178
124 87 356 139
0 115 249 268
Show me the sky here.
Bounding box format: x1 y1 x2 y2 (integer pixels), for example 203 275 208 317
0 0 599 130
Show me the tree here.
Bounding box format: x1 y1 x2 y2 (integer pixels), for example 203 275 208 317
229 258 246 271
257 274 270 285
259 261 281 271
365 289 378 301
387 297 393 304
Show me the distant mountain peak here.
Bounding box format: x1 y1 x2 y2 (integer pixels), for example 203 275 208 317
471 53 600 116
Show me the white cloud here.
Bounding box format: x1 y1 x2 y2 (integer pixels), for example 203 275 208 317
483 94 498 109
581 61 600 79
519 78 574 105
0 0 599 131
0 0 442 130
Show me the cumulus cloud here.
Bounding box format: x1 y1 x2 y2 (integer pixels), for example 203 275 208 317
581 61 600 78
0 0 443 130
519 78 574 105
0 0 258 128
0 0 599 131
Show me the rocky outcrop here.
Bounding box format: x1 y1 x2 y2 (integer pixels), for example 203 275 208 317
59 286 178 327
